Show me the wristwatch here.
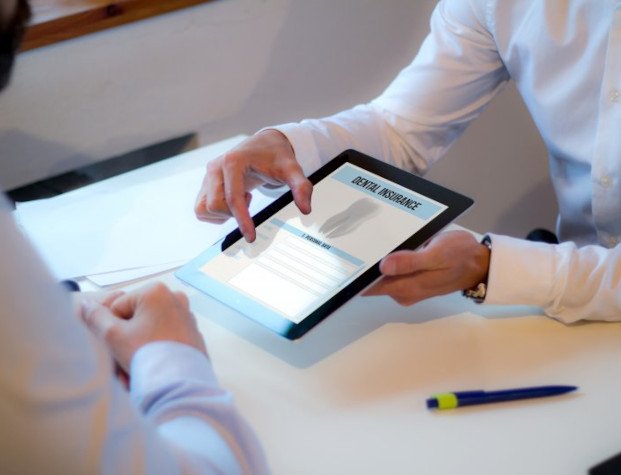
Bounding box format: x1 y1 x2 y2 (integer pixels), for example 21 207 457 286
462 235 492 304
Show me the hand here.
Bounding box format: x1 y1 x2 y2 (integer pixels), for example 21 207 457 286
363 231 491 306
72 290 124 317
194 129 313 242
81 282 207 372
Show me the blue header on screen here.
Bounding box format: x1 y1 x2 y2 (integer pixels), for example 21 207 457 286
331 165 443 220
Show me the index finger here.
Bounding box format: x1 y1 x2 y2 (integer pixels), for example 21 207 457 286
221 157 257 242
194 162 235 223
285 168 313 216
109 289 144 320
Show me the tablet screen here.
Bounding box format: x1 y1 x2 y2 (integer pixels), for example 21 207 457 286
177 150 472 339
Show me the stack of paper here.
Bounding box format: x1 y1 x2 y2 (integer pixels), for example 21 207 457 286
13 136 276 286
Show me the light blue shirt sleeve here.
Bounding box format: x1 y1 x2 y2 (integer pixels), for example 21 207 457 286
129 341 268 475
0 200 269 474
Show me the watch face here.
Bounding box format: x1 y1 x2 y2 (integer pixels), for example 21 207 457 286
462 283 487 303
462 235 492 303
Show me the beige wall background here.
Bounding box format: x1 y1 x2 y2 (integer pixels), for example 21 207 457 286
0 0 556 236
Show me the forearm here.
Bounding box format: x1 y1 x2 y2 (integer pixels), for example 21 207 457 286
485 234 621 323
130 342 268 475
269 0 509 179
271 103 430 176
1 334 266 475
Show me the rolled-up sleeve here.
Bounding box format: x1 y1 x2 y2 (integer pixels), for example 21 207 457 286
272 0 509 177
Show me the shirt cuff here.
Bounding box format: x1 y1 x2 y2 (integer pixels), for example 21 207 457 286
484 233 557 308
129 341 220 410
261 123 323 176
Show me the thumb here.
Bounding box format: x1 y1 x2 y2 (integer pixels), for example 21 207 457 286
81 300 121 341
379 249 433 276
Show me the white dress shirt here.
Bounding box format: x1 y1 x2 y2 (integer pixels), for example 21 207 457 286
269 0 621 322
486 233 621 323
0 200 269 474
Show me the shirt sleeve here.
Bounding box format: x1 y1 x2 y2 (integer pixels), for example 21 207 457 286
0 201 268 475
485 233 621 323
270 0 509 176
129 342 268 475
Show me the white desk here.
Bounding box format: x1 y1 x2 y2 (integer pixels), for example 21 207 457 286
133 271 620 475
74 140 621 474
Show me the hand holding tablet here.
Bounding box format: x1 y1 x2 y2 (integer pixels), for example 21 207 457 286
364 229 491 306
178 150 473 339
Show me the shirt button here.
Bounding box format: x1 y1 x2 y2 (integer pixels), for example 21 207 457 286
599 175 612 188
610 88 621 103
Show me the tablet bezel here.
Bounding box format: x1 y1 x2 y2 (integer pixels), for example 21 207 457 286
176 149 473 340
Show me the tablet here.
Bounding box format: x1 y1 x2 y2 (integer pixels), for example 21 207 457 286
176 149 473 340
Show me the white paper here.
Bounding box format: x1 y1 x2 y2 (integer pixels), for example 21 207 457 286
14 136 277 281
86 260 186 287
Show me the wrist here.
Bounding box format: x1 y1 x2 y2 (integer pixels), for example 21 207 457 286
463 235 492 303
257 128 295 156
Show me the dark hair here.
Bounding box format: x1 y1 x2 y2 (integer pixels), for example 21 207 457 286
0 0 32 91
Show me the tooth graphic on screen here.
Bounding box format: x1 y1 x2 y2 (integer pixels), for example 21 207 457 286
319 197 381 238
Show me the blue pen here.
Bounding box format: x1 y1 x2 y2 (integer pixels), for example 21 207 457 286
426 385 578 410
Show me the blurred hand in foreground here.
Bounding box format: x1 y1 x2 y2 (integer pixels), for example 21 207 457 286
81 282 206 373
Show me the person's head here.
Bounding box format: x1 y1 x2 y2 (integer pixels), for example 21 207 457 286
0 0 31 91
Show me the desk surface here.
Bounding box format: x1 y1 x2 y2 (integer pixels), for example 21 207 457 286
86 139 621 474
142 271 620 475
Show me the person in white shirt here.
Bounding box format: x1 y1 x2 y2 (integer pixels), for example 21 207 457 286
193 0 621 324
0 1 269 473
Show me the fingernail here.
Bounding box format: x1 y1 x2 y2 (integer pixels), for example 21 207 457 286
381 259 394 275
243 225 256 242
